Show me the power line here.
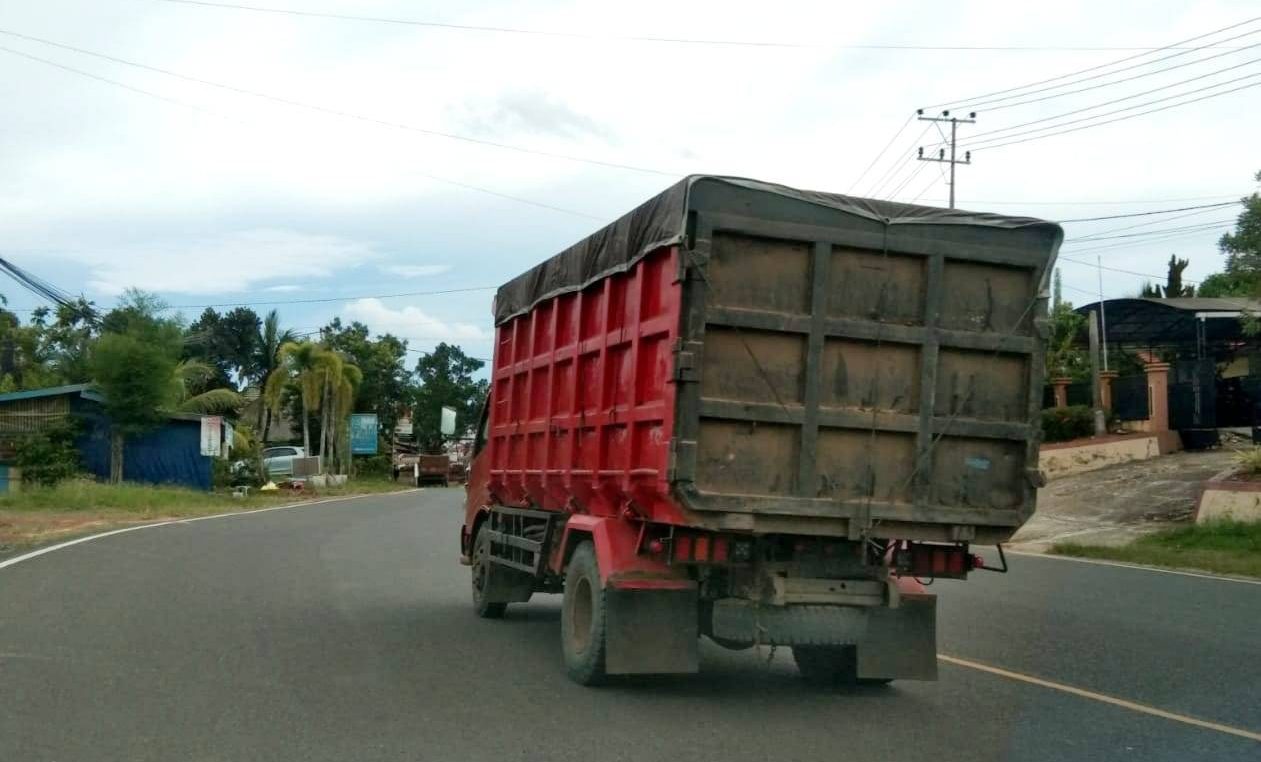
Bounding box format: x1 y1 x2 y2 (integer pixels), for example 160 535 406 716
0 44 608 222
934 55 1261 148
848 113 913 193
1057 255 1205 287
0 28 678 178
865 122 934 196
1060 224 1235 254
926 15 1261 109
970 79 1261 152
1057 200 1240 222
157 1 1250 52
963 28 1261 112
885 160 930 200
928 194 1245 206
960 70 1261 151
1066 206 1240 238
1068 218 1237 243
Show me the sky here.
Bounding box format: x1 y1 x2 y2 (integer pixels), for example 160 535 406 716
1 0 1258 367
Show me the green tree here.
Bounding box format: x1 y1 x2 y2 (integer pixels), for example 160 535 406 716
320 318 411 437
1046 302 1089 380
185 307 262 390
264 340 325 456
1220 170 1261 273
90 295 183 483
251 309 297 441
170 360 244 415
412 343 488 451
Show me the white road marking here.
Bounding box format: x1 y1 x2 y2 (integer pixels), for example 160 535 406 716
0 489 421 572
1005 549 1261 586
939 654 1261 743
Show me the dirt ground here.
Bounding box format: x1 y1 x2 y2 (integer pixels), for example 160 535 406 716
1010 446 1238 551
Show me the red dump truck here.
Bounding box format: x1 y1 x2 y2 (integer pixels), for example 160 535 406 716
460 176 1061 685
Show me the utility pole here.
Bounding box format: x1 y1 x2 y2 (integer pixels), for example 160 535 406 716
916 109 976 208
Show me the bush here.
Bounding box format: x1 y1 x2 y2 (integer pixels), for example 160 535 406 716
13 419 82 486
1233 446 1261 475
1041 405 1095 443
354 454 393 478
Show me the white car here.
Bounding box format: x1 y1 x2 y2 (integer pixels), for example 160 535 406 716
261 446 306 478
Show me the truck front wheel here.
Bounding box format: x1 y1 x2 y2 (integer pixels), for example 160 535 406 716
471 529 507 619
561 541 608 685
792 645 892 687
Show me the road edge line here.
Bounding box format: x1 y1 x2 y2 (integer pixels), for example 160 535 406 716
938 654 1261 743
0 489 421 572
1004 549 1261 586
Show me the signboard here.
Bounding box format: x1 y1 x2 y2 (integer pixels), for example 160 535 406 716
440 406 457 437
199 416 222 457
350 413 379 455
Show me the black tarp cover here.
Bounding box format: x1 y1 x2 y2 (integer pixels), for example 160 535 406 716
494 175 1062 325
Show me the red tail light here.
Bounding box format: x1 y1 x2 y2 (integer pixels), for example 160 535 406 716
896 542 971 579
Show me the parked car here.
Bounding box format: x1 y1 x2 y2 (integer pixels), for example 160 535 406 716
261 445 305 479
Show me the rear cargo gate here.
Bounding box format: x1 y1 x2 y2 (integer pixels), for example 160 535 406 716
672 189 1050 544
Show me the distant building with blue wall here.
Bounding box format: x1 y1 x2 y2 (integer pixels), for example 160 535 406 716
0 384 212 491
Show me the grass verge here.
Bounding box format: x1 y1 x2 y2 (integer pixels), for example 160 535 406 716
1051 520 1261 578
0 477 420 554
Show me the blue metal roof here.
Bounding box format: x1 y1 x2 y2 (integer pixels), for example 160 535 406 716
0 383 104 405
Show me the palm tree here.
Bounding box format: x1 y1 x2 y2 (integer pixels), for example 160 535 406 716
170 359 243 414
330 362 362 473
252 310 296 442
264 341 324 456
313 349 344 470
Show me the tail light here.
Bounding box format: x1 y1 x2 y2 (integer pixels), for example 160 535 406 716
894 542 971 579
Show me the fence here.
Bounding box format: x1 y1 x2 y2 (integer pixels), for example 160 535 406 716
1112 373 1149 421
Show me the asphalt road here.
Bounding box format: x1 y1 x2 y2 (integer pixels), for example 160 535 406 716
1 490 1258 762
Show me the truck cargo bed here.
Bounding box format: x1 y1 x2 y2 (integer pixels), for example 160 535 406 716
488 176 1061 543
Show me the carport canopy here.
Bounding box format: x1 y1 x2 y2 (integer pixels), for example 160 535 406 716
1075 297 1261 346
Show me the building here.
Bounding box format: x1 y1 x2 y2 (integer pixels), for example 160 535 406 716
0 384 215 491
1062 297 1261 439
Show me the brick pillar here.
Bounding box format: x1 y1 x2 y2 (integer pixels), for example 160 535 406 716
1099 370 1118 412
1051 377 1072 408
1145 361 1171 432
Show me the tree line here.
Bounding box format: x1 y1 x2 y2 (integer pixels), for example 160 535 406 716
0 289 487 480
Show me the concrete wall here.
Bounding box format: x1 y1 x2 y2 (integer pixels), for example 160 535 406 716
1039 432 1180 480
1196 468 1261 523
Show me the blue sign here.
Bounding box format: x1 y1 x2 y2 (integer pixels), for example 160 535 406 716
349 414 379 455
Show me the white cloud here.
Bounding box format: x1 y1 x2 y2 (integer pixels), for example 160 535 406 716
382 264 453 279
72 229 375 295
263 284 302 292
341 297 487 342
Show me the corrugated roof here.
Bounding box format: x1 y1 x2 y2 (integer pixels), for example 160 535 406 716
0 383 104 405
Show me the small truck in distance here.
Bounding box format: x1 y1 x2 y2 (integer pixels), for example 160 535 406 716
460 176 1060 685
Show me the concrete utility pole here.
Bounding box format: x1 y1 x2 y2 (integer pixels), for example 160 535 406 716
916 109 976 208
1088 310 1106 436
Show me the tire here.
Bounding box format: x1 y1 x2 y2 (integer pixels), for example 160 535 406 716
561 541 608 686
471 529 507 619
792 645 891 687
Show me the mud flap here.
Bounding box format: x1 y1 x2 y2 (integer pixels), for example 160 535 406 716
604 587 699 675
857 593 938 681
483 563 535 604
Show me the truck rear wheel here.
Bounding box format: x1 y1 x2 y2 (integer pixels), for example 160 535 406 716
561 541 607 686
471 529 507 619
793 645 892 687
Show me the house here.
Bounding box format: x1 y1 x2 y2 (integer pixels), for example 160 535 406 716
0 384 215 491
